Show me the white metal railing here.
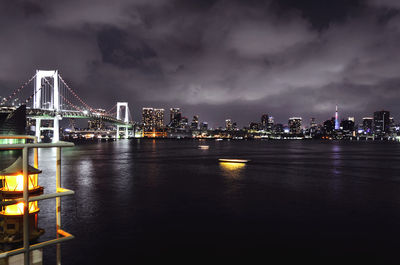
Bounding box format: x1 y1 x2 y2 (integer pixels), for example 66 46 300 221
0 135 75 265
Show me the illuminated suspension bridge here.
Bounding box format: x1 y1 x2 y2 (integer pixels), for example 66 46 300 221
0 70 133 142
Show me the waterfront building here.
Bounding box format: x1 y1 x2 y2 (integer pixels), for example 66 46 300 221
154 108 165 129
260 114 274 132
261 114 269 130
0 105 26 136
310 117 317 128
200 122 208 131
274 123 284 134
267 116 274 132
341 119 355 133
373 110 390 136
288 117 302 134
179 116 189 130
142 107 154 132
232 122 238 130
323 118 335 135
190 115 199 130
249 122 260 131
225 119 233 131
362 117 373 134
88 119 105 130
169 108 181 128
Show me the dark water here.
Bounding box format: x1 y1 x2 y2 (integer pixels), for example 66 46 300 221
35 139 400 264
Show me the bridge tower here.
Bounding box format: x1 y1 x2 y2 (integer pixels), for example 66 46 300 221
33 70 61 143
116 102 129 139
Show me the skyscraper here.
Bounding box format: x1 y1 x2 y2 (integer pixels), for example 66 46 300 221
142 107 154 132
362 117 373 134
225 119 233 130
288 117 302 134
261 114 269 130
200 122 208 131
153 108 165 129
341 119 355 133
310 117 317 128
373 110 390 136
267 116 274 132
169 108 181 128
191 115 199 130
323 118 335 134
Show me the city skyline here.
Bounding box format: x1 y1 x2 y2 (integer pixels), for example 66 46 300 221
139 105 396 130
1 1 400 126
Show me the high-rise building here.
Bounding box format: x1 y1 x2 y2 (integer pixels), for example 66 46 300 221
142 107 154 132
323 118 335 134
225 119 233 130
190 115 199 130
88 119 105 130
341 119 355 132
373 110 390 136
261 114 269 130
200 122 208 131
180 116 189 129
310 117 317 128
267 116 274 132
274 123 284 134
288 117 302 134
249 122 260 131
362 117 373 134
153 108 164 129
169 108 181 128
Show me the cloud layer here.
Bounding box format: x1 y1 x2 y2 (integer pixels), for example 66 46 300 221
1 0 400 127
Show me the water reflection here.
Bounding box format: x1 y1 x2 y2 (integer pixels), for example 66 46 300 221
219 162 246 179
330 143 342 197
331 143 342 176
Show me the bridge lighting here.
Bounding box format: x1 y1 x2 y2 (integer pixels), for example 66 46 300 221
83 110 88 115
0 157 44 242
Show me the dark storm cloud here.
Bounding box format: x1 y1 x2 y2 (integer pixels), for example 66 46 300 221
1 0 400 127
97 26 159 72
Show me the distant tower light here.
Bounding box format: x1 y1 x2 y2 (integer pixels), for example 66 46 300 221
335 105 340 130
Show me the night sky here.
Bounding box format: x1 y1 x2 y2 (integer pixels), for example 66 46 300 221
1 0 400 127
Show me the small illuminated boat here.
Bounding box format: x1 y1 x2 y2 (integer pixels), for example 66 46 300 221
198 145 209 149
218 158 250 163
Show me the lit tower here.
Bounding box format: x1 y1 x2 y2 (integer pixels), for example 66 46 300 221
335 105 340 130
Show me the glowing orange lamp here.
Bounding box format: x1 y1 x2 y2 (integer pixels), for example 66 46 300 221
0 157 44 243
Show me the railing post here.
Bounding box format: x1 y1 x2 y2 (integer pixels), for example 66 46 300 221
35 119 41 143
56 147 61 265
23 147 30 265
34 136 38 168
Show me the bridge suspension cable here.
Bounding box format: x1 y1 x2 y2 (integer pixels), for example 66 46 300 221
40 77 80 112
0 73 37 106
106 104 117 115
23 77 48 104
59 94 84 112
57 74 95 112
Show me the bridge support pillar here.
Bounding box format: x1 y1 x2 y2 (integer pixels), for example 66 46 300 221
35 118 41 143
116 125 129 139
124 126 128 139
53 116 60 143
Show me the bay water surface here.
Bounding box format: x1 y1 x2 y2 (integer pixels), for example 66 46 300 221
35 139 400 264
